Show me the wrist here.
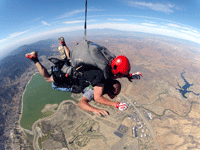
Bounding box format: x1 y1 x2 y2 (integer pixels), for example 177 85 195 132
116 102 120 108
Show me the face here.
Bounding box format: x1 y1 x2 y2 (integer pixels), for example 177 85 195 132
107 93 117 99
106 82 121 99
112 67 130 79
113 73 125 79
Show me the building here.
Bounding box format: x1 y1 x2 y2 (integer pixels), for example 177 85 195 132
132 126 138 138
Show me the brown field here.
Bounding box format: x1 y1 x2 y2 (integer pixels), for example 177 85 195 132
14 34 200 150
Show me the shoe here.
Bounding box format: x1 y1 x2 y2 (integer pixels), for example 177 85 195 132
25 51 38 60
25 51 39 63
58 37 66 46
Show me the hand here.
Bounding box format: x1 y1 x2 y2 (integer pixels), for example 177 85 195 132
116 102 129 111
93 109 109 116
132 72 143 79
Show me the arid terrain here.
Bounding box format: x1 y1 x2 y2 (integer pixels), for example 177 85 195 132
1 30 200 149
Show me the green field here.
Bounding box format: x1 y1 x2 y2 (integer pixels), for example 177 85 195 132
20 73 77 130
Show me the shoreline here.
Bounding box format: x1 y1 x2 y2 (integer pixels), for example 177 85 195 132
17 72 39 132
32 100 78 150
17 70 75 132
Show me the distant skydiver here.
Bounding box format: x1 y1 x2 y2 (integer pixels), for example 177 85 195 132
58 37 143 110
25 51 128 116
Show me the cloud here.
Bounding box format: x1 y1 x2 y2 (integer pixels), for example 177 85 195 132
57 9 104 19
1 21 200 54
9 30 29 38
88 9 104 11
108 19 128 21
129 1 177 13
63 19 96 24
181 30 200 38
59 9 85 19
0 25 84 52
167 23 180 28
0 38 7 43
17 25 84 41
167 23 200 36
0 26 40 43
42 21 51 26
85 23 200 44
32 17 43 22
64 20 85 24
141 23 159 27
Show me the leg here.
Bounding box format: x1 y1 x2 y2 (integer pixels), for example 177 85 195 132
26 51 54 82
58 37 71 59
35 62 54 82
64 46 70 59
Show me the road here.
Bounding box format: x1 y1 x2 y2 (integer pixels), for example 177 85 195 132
23 128 33 135
121 94 161 150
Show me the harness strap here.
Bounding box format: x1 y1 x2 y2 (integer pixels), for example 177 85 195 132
100 47 116 64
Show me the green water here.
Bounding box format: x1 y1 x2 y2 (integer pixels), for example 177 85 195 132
20 73 76 130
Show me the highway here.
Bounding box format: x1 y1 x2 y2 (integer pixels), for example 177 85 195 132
121 94 161 150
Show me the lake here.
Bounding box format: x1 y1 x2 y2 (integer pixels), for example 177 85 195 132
20 73 76 130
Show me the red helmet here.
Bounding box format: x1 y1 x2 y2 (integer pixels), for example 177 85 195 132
111 55 131 75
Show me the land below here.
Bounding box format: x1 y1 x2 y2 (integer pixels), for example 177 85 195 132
1 31 200 150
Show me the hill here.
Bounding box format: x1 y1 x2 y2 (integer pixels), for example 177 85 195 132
0 39 60 150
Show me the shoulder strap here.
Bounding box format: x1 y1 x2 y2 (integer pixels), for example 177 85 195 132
48 57 65 70
100 46 116 64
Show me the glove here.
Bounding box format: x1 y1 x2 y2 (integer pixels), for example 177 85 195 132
116 102 128 111
128 72 143 82
127 72 142 82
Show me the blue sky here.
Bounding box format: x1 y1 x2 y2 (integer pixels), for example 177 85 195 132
0 0 200 57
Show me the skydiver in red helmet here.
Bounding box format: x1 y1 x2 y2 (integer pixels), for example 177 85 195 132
58 37 142 113
111 55 142 80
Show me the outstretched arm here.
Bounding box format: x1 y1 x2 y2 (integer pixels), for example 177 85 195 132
93 84 128 111
93 83 118 107
127 72 143 82
78 96 109 116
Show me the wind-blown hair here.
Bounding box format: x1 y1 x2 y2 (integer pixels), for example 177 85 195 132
103 79 121 96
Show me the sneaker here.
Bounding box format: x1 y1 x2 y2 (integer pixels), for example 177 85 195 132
58 37 66 46
25 51 38 60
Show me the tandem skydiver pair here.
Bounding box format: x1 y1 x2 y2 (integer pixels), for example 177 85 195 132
26 37 142 116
